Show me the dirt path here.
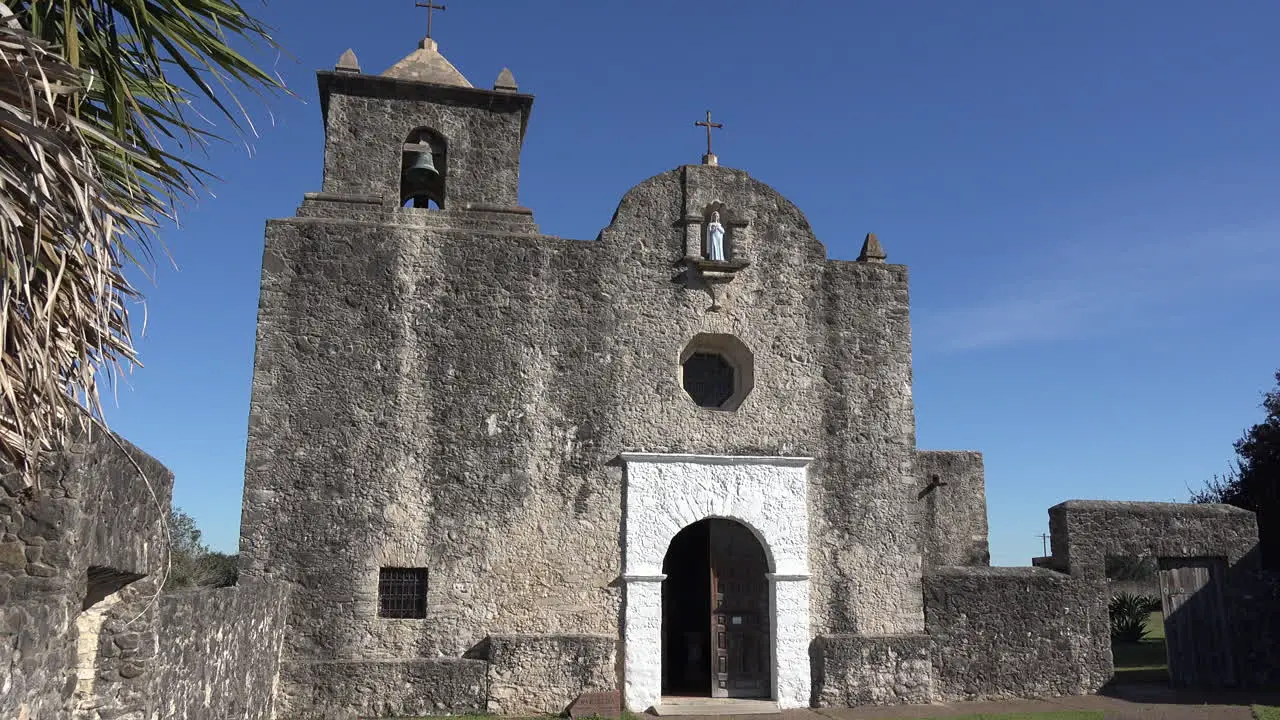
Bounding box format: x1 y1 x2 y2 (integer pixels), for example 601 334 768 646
662 688 1280 720
805 693 1258 719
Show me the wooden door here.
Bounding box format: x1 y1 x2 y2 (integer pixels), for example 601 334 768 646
1158 557 1236 689
708 520 770 698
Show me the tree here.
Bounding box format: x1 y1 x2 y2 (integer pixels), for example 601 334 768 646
165 507 238 589
0 1 287 487
193 551 239 588
1193 369 1280 569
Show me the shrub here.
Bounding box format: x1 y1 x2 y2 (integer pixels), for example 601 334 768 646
1110 592 1162 643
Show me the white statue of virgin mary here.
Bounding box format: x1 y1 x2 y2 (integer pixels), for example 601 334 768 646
706 211 726 261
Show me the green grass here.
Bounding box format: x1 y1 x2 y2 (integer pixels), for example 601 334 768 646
384 714 635 720
1143 611 1166 640
906 707 1105 712
1254 706 1280 720
1111 611 1168 684
387 716 499 720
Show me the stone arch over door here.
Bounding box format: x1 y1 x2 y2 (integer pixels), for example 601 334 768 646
618 453 812 712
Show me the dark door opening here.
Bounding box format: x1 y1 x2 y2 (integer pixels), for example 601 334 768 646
661 518 770 699
663 521 711 695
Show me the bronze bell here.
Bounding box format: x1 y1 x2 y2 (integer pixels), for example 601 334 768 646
402 143 439 194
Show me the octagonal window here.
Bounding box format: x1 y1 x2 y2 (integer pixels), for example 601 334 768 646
680 334 754 411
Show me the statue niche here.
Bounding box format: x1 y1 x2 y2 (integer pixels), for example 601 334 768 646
674 203 750 313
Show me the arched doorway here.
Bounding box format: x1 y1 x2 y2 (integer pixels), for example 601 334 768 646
661 518 770 699
619 452 813 711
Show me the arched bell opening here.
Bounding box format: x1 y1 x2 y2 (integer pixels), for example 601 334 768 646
400 127 447 209
661 518 771 700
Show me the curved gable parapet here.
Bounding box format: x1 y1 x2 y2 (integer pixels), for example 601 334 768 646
595 168 683 242
596 165 827 265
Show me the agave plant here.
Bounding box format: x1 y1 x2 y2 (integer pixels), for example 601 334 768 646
1109 592 1162 643
0 0 287 486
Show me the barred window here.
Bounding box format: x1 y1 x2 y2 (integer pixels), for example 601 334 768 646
679 334 754 411
378 568 428 619
683 352 735 408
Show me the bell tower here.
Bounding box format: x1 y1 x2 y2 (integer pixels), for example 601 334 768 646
315 36 532 211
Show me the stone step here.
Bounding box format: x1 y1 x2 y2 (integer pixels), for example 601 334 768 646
653 698 780 716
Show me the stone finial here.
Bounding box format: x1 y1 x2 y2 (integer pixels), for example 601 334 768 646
335 48 360 73
493 67 519 93
857 232 887 263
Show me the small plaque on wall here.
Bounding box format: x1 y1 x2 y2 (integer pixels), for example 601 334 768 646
569 690 622 719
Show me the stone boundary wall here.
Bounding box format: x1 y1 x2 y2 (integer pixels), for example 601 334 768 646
924 566 1110 701
915 451 989 567
80 579 290 719
1048 500 1259 579
78 569 289 720
144 582 290 719
484 634 617 715
80 576 163 718
1047 500 1280 690
278 658 488 719
1 428 171 719
1224 566 1280 688
810 634 932 707
2 430 291 719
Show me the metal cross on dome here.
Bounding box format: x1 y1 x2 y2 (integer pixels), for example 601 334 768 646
695 110 723 156
415 1 446 39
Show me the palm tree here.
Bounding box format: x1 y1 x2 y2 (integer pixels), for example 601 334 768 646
0 1 287 486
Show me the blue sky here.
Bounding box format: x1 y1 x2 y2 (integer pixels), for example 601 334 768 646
105 1 1280 565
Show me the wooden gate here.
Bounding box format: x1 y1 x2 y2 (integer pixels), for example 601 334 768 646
1158 556 1236 688
709 520 770 698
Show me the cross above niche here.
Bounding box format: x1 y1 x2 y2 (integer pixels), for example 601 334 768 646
695 110 723 166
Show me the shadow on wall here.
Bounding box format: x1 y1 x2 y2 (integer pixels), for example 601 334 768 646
1047 501 1280 693
1098 545 1280 704
0 428 290 720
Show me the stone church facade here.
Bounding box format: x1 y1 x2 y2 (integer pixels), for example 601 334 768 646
237 34 1277 719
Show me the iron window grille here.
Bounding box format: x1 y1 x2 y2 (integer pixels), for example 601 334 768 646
378 567 428 619
683 352 735 408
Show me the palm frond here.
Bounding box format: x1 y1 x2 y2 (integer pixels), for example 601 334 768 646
1 0 289 485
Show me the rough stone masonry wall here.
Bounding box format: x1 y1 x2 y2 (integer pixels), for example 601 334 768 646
1 429 290 720
318 74 528 209
242 160 929 713
80 542 290 720
1048 500 1260 579
0 428 170 719
924 567 1111 701
1222 564 1280 688
79 577 163 719
280 658 488 719
1047 500 1278 689
144 582 290 719
484 634 616 715
915 451 989 567
811 634 932 707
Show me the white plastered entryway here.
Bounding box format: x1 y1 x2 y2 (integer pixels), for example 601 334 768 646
618 453 812 712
